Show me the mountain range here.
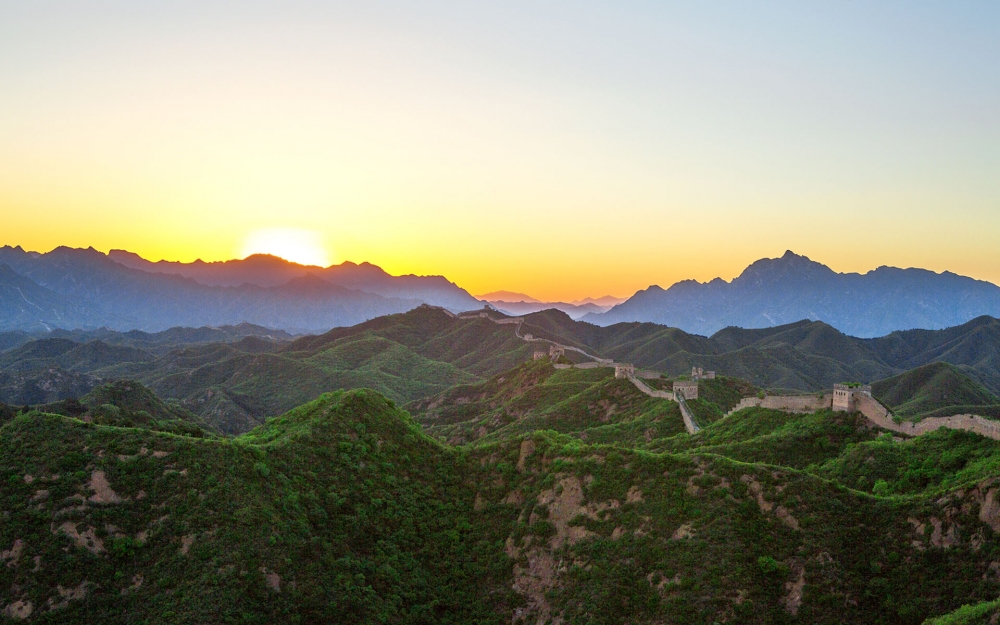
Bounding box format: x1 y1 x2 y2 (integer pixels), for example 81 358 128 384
584 250 1000 338
0 246 480 333
477 291 625 319
3 246 1000 339
5 305 1000 435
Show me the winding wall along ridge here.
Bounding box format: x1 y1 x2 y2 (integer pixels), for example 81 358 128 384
453 308 1000 440
458 309 701 433
724 393 1000 441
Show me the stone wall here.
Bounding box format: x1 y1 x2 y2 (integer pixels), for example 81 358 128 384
856 395 1000 441
763 394 832 413
725 395 832 418
628 377 674 401
725 397 762 416
721 391 1000 442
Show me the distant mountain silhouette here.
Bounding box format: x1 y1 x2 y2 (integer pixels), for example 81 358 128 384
475 290 539 303
0 263 91 331
487 300 610 319
583 251 1000 337
0 246 480 333
108 249 479 311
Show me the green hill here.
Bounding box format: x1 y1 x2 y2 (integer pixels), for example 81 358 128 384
407 361 688 445
923 599 1000 624
7 310 1000 435
872 362 1000 419
38 380 214 437
6 389 1000 623
0 390 515 624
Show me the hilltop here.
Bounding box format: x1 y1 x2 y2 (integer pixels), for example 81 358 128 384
872 362 1000 420
11 380 211 440
407 361 688 445
408 361 759 445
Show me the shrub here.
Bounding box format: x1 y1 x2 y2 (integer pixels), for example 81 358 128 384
757 555 785 575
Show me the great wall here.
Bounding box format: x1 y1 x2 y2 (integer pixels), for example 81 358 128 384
451 305 1000 441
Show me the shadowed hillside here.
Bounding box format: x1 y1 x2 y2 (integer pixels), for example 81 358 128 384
873 362 1000 419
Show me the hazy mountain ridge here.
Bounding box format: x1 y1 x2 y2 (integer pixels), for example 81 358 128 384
584 251 1000 337
487 299 611 319
108 248 480 310
479 291 623 320
0 246 481 333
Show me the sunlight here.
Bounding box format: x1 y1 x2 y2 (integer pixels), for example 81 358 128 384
239 228 332 267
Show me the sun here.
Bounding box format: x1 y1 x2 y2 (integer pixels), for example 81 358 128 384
240 228 332 267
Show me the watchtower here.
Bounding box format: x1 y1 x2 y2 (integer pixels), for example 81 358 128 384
549 346 565 359
691 367 716 380
673 380 699 400
533 351 547 361
832 384 872 412
614 364 635 379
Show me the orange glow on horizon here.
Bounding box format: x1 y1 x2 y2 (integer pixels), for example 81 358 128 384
239 228 332 268
1 3 997 301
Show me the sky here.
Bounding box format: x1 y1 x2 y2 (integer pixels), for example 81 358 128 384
1 1 998 301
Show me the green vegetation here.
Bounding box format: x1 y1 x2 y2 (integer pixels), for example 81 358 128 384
5 378 1000 623
37 380 214 437
7 311 1000 622
873 362 1000 420
682 376 761 427
814 428 1000 496
922 599 1000 624
408 361 688 445
7 310 1000 437
0 390 517 624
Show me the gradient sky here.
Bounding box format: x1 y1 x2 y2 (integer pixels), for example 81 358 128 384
2 2 998 301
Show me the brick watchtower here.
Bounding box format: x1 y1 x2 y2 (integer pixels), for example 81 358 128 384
832 384 872 412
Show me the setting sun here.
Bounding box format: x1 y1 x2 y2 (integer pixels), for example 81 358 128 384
239 228 332 267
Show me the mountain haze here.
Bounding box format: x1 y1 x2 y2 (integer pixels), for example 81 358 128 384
109 249 480 311
585 251 1000 337
0 246 480 333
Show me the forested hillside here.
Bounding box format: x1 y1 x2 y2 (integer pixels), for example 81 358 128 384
4 386 1000 623
6 308 1000 435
